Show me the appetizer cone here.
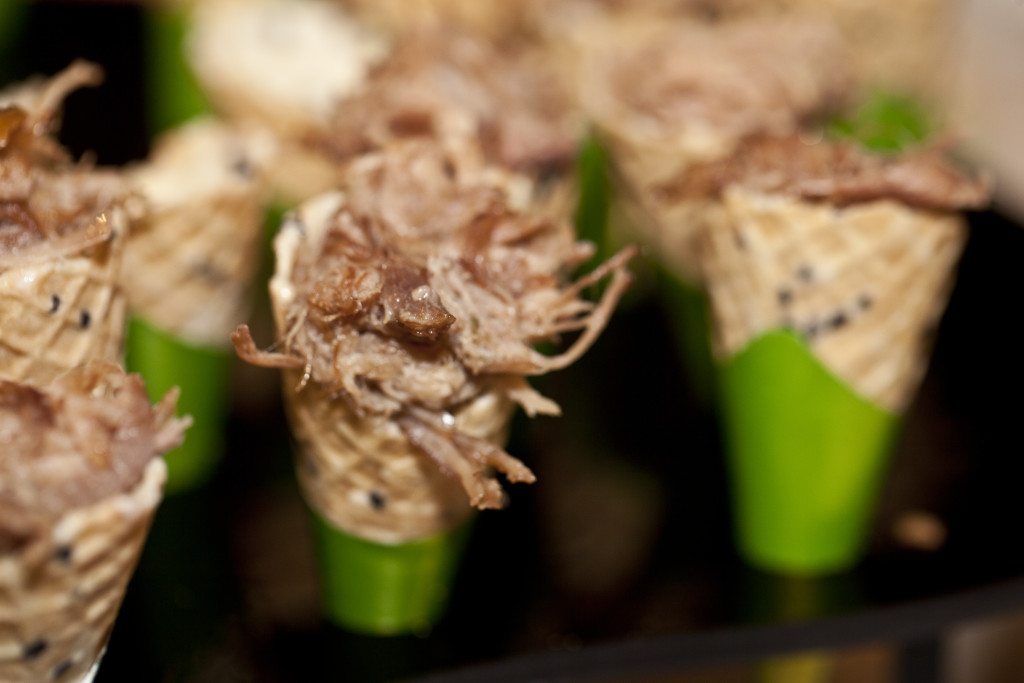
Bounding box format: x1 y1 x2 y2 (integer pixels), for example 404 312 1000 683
0 63 129 387
575 14 853 283
572 16 852 403
234 140 633 633
693 135 990 574
0 361 189 682
124 117 272 491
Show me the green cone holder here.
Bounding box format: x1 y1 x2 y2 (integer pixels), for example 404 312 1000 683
718 331 901 575
658 269 717 409
144 3 210 135
575 133 614 273
126 316 232 493
0 2 26 85
311 511 472 636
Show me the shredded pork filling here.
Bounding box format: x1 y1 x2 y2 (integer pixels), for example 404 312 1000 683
0 61 127 262
602 17 852 142
308 26 579 178
234 141 633 508
0 360 189 553
658 134 992 211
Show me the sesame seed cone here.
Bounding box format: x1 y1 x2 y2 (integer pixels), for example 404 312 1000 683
125 117 272 348
699 189 966 573
269 193 515 546
0 210 128 387
700 188 967 414
690 135 987 573
1 358 188 681
286 373 513 546
267 191 514 632
0 459 166 683
234 139 634 631
1 61 130 388
123 117 272 491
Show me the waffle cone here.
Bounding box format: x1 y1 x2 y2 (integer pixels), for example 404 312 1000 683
269 193 515 545
699 188 967 412
0 210 128 386
125 119 271 347
285 375 513 545
0 459 165 682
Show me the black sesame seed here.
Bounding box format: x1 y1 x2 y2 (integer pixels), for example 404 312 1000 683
23 638 48 660
49 294 60 314
828 312 848 330
79 310 91 329
803 323 819 340
858 294 873 310
231 155 252 178
796 265 814 282
51 660 73 679
369 491 386 510
733 231 747 250
777 288 793 306
54 544 72 564
442 158 456 180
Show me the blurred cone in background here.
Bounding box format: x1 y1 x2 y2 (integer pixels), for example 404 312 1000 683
124 117 273 492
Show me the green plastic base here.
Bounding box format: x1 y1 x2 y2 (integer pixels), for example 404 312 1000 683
575 132 613 272
144 4 211 135
125 317 232 493
718 331 901 575
311 512 471 636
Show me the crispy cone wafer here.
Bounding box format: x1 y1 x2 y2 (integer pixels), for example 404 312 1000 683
0 210 128 387
700 188 967 412
1 359 188 681
1 62 129 386
125 118 273 347
286 372 512 545
0 459 165 683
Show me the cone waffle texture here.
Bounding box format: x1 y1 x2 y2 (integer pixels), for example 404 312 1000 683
286 372 512 545
699 188 967 412
270 196 514 545
125 118 272 347
0 458 165 683
0 210 128 387
186 0 388 136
